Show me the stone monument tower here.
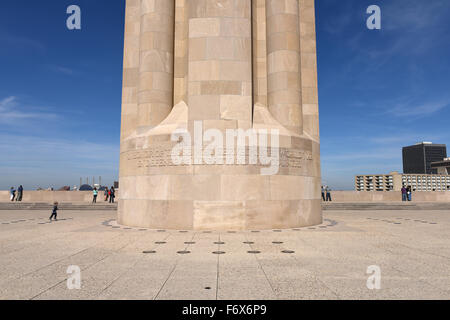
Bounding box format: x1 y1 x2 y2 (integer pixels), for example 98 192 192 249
119 0 321 230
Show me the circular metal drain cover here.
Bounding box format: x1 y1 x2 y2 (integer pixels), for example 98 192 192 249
214 241 225 245
142 250 156 254
272 241 283 244
212 251 226 255
243 241 254 244
184 241 195 244
282 250 295 254
155 241 166 244
177 250 190 254
248 250 261 254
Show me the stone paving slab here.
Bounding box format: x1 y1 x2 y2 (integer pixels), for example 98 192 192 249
0 209 449 300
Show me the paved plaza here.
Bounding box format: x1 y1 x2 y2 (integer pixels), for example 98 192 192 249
0 208 449 300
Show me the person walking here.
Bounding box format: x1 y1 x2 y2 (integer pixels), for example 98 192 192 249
16 185 23 202
10 187 16 201
325 186 332 202
109 186 115 203
401 185 407 201
92 188 98 203
407 186 412 201
49 202 58 221
104 187 109 202
321 186 326 201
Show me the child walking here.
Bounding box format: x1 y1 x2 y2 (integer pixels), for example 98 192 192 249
49 202 58 221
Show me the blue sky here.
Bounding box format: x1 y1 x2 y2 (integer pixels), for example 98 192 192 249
0 0 449 190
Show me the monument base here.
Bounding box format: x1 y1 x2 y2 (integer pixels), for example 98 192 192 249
118 198 322 230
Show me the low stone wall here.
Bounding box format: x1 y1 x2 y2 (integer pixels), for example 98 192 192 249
329 191 450 202
1 190 449 203
0 190 119 203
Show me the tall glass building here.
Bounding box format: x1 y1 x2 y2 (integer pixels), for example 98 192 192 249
403 142 447 174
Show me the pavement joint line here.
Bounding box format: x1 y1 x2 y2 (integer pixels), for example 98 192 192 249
0 216 116 256
285 237 342 299
326 222 450 296
95 232 173 299
388 256 450 296
243 233 276 297
154 232 197 300
9 228 128 279
29 232 143 300
216 233 221 300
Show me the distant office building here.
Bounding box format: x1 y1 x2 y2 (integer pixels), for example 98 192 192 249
431 158 450 175
402 142 447 174
355 172 450 192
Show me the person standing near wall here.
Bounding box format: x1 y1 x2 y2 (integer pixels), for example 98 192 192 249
10 187 16 201
401 185 407 201
109 187 115 203
321 186 326 201
92 188 98 203
104 187 109 202
407 186 412 201
16 185 23 202
326 186 332 202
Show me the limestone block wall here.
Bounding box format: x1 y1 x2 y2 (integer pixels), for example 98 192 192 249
138 0 175 128
266 0 303 135
299 0 319 141
0 191 119 203
186 0 253 129
118 0 323 230
1 190 449 203
330 191 450 202
252 0 268 107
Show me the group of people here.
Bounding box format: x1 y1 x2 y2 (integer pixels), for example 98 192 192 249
92 187 115 203
9 185 23 201
321 186 332 202
401 185 413 201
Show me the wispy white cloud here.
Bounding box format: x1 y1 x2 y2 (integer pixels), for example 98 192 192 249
321 148 400 162
47 64 77 76
386 99 450 118
383 0 450 32
53 66 74 75
0 134 119 189
0 96 58 123
0 32 45 53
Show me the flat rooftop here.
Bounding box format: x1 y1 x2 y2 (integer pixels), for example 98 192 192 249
0 209 449 299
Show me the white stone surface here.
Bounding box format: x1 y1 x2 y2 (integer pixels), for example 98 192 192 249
0 209 449 299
